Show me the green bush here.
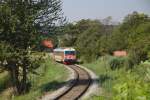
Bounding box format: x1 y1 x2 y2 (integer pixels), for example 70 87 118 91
108 57 128 70
84 56 150 99
113 63 150 100
128 48 148 66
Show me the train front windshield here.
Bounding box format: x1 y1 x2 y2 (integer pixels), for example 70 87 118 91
65 51 75 55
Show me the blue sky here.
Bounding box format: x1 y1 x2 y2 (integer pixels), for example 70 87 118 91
62 0 150 22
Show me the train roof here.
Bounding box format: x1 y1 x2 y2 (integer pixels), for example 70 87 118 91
54 47 75 52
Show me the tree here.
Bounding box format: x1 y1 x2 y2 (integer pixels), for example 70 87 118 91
121 11 149 32
108 12 150 64
0 0 64 94
59 23 79 47
0 0 64 49
75 19 104 62
128 22 150 64
60 19 115 61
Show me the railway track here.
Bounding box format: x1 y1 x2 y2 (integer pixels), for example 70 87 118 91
55 64 92 100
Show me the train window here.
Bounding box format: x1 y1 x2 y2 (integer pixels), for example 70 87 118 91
65 51 75 55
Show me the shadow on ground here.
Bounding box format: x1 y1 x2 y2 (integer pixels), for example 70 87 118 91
40 81 67 92
99 74 112 84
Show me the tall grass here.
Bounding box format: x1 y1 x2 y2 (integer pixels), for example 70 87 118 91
0 71 10 92
0 58 68 100
84 56 150 100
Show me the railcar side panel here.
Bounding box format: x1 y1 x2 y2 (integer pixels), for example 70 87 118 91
54 51 64 62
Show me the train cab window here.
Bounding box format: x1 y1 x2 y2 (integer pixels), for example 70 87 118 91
65 51 75 55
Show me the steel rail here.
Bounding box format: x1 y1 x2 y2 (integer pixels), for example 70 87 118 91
55 64 91 100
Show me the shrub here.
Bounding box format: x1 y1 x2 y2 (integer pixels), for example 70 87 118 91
108 57 128 70
128 48 148 66
113 70 150 100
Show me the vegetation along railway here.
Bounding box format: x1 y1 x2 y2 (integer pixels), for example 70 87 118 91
52 47 92 99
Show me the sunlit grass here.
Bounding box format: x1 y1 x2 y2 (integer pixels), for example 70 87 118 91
84 56 134 100
84 56 150 100
0 58 68 100
13 59 68 100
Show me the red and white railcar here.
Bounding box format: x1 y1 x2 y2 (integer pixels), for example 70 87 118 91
53 47 76 64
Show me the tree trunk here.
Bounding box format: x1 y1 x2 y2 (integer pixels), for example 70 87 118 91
8 60 19 94
21 64 27 93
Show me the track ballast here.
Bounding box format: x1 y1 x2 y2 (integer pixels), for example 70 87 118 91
55 64 91 100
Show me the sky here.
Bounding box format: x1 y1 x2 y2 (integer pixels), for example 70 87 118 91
62 0 150 22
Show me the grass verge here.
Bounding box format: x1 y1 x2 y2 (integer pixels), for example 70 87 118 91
0 71 9 92
0 58 68 100
84 56 150 100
